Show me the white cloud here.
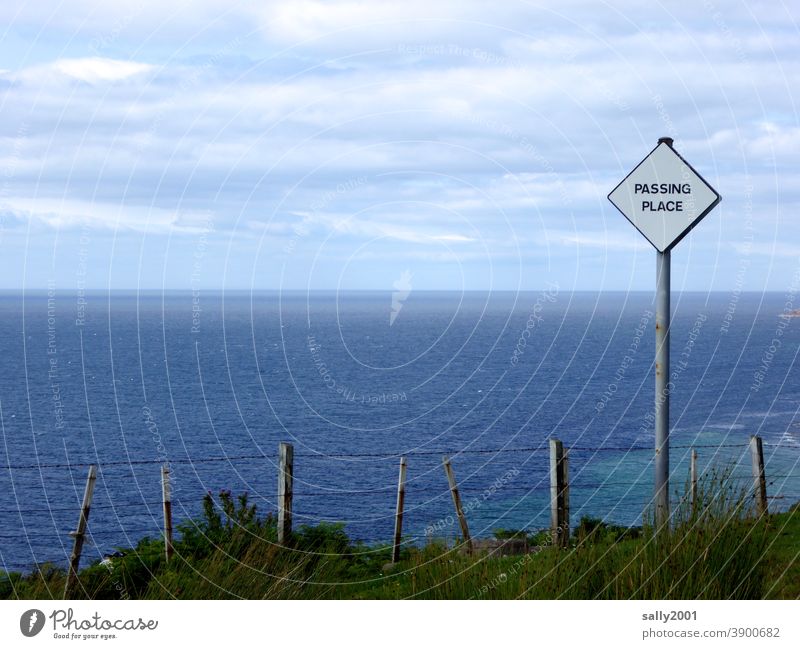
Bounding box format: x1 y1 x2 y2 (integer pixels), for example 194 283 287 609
255 0 522 47
4 57 155 86
731 241 800 258
51 57 154 83
3 196 211 233
556 232 650 252
297 210 476 245
0 0 797 288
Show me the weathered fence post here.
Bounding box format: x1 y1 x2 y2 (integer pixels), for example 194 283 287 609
392 456 407 563
64 464 97 599
278 442 294 544
750 435 767 516
442 456 472 552
690 448 698 516
549 439 569 547
161 464 173 561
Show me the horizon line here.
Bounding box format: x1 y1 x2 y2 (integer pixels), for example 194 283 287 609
0 288 787 294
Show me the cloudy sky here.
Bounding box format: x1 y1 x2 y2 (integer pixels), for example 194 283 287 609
0 0 797 291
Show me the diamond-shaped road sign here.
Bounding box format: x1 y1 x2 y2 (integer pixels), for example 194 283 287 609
608 140 721 252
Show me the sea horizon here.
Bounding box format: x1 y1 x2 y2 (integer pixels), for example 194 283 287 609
0 288 791 295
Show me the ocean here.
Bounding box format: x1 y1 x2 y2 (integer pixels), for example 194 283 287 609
1 290 799 572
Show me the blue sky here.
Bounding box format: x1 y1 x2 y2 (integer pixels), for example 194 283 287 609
0 0 797 291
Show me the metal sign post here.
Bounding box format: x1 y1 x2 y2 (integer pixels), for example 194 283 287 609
608 137 721 530
655 248 670 527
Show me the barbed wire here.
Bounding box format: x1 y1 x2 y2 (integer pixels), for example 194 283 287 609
1 453 279 470
7 439 798 471
1 440 796 567
1 472 796 516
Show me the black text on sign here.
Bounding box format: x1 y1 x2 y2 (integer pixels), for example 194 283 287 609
635 183 690 212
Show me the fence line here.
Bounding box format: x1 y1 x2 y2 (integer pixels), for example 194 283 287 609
6 471 796 518
5 439 798 471
2 480 796 516
2 436 799 588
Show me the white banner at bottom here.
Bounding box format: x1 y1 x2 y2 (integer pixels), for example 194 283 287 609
0 600 797 648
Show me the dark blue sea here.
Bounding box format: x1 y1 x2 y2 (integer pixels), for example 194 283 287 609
1 290 799 572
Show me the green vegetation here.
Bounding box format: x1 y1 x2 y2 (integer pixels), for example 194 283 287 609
2 479 797 600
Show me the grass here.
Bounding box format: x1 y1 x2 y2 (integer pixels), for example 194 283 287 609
1 475 797 600
762 501 800 598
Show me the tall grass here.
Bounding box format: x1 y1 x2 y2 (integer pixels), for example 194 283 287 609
361 467 768 599
0 470 773 599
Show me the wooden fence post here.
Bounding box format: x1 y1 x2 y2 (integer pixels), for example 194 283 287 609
442 456 472 552
549 439 569 547
392 456 407 563
161 464 173 561
64 464 97 599
750 435 767 516
278 442 294 544
690 448 698 516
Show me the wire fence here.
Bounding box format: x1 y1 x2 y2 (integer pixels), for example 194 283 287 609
1 438 799 571
5 440 798 471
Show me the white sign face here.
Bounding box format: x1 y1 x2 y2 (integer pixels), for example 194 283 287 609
608 142 721 252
